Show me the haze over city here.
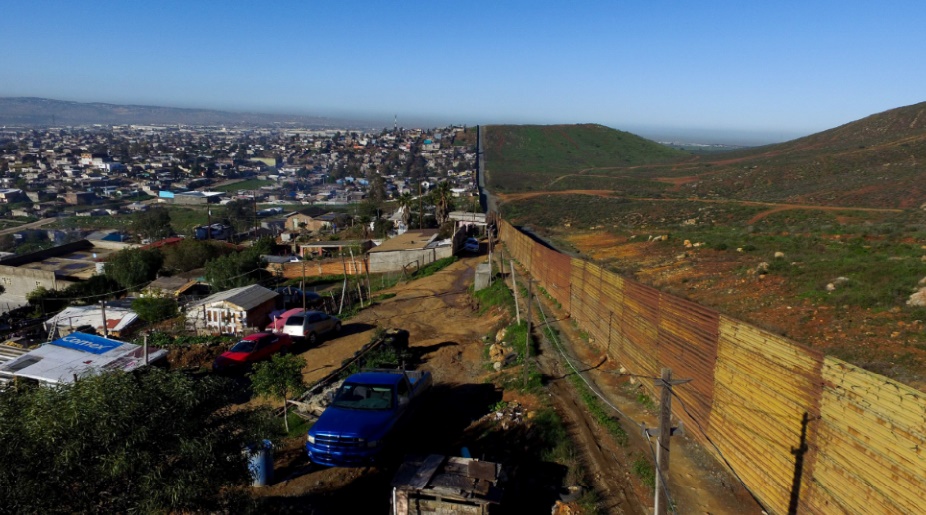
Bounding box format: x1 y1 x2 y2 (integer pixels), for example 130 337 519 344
2 0 925 145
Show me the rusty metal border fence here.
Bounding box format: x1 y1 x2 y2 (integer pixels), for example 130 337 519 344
498 219 926 514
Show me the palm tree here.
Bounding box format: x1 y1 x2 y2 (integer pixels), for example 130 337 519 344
397 192 414 228
432 181 453 226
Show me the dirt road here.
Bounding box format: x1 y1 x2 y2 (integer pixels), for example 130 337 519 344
253 255 758 514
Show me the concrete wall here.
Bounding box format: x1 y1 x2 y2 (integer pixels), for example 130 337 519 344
368 246 453 274
0 265 76 310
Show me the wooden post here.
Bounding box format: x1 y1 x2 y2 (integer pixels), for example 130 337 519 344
510 260 520 325
655 368 673 515
338 251 348 314
523 278 532 388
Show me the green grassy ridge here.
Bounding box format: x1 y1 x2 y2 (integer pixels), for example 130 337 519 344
485 124 688 191
212 179 275 192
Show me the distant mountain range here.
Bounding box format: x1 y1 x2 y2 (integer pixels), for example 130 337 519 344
0 97 374 128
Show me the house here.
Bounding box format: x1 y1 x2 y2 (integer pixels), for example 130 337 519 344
185 284 278 334
285 207 329 234
0 332 167 385
0 188 27 204
44 301 140 339
367 229 453 273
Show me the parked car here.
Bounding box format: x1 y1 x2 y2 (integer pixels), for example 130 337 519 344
306 369 433 466
212 332 293 373
283 310 341 344
464 237 480 253
266 307 304 332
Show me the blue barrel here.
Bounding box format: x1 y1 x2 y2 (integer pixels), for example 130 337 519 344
246 439 274 486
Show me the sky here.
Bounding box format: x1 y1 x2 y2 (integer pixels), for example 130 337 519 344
2 1 925 145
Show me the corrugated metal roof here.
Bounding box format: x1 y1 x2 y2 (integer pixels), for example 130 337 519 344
368 230 439 253
196 284 278 311
45 303 139 335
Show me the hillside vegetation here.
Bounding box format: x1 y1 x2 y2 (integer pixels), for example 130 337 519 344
484 124 687 191
490 102 926 209
489 104 926 389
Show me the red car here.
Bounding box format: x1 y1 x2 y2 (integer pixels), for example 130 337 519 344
213 332 293 372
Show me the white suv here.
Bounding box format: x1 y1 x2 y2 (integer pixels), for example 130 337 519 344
282 310 341 344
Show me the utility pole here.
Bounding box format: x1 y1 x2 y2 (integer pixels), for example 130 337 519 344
418 181 423 229
651 367 689 515
523 277 532 388
99 300 108 338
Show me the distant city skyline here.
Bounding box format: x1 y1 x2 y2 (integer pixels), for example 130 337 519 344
2 1 924 145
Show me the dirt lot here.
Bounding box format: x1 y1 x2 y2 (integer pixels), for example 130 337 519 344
248 255 760 514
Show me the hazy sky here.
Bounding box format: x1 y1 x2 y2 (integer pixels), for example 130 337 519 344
2 1 924 144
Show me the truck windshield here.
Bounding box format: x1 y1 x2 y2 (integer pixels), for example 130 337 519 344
331 383 394 410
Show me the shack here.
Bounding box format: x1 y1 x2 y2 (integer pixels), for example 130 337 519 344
391 454 503 514
0 332 167 385
185 284 278 334
367 230 452 274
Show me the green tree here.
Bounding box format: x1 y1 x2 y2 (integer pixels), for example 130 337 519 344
223 199 254 233
204 238 271 291
131 207 173 240
431 180 454 225
104 248 163 290
161 238 226 272
0 368 270 513
131 291 179 323
249 353 307 433
397 192 414 228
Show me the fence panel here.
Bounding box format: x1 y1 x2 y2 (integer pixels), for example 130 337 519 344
656 294 719 433
709 317 823 513
806 357 926 514
618 281 661 381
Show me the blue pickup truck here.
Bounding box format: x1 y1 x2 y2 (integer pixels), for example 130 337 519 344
306 369 432 466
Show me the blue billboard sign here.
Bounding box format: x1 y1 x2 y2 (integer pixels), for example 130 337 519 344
50 333 124 355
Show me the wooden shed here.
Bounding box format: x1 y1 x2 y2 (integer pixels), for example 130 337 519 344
391 454 503 514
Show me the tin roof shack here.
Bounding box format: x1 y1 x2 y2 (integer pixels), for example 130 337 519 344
185 284 278 335
0 333 167 385
44 301 139 339
391 454 503 515
367 230 452 274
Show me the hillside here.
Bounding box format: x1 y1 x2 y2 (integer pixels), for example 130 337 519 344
484 124 688 192
490 102 926 209
0 97 365 128
488 105 926 390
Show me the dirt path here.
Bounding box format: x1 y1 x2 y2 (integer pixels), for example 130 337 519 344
252 254 759 514
496 189 903 220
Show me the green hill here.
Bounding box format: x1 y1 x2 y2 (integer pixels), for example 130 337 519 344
484 124 688 192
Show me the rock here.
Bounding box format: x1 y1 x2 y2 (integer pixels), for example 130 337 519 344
907 288 926 307
693 242 703 247
756 262 769 274
676 253 688 260
737 247 744 252
493 361 503 371
684 239 692 248
826 283 836 292
489 344 505 362
774 251 785 259
495 328 507 343
919 276 926 285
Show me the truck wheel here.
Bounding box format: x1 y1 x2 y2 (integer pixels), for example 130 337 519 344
307 332 317 345
334 322 342 333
